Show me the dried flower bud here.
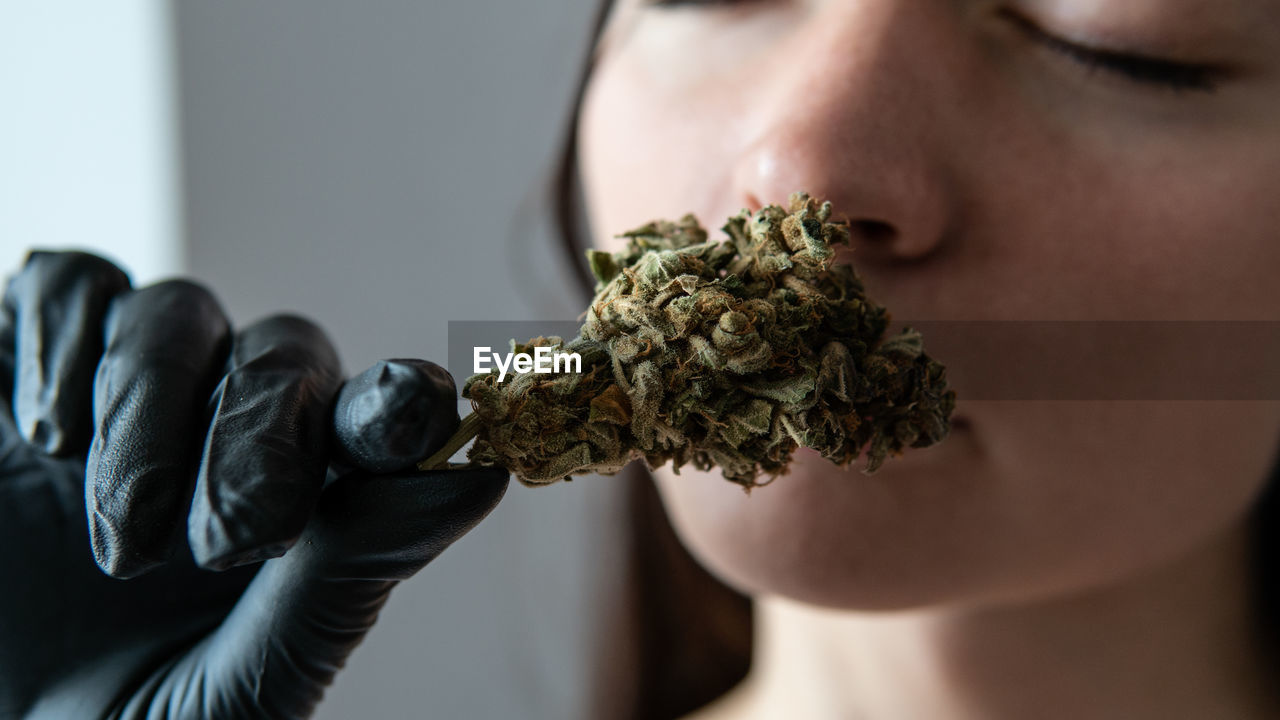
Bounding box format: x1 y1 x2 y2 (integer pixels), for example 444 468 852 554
422 192 956 491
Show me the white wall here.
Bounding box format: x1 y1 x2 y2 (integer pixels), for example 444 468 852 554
0 0 183 284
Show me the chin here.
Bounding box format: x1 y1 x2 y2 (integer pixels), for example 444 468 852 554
650 424 1003 612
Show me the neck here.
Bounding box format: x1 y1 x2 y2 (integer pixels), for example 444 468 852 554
730 521 1278 720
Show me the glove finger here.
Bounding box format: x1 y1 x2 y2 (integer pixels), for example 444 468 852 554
188 314 344 571
0 271 18 444
331 358 460 474
6 250 131 455
0 270 16 412
86 280 232 578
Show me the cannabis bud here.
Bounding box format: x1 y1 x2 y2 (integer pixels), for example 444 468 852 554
419 192 955 490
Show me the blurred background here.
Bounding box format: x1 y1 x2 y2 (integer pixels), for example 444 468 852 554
1 2 628 717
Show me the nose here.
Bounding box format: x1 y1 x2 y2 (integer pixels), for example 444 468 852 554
730 3 958 264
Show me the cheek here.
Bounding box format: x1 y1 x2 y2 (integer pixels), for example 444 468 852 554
579 51 743 253
958 98 1280 322
654 401 1280 610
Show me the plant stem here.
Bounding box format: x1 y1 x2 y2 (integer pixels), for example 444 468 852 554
417 411 483 471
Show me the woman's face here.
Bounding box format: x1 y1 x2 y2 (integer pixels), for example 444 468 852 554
578 0 1280 610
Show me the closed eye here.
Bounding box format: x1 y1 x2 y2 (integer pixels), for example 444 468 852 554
643 0 756 8
998 9 1226 93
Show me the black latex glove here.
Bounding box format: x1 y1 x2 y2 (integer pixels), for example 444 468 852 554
0 250 509 719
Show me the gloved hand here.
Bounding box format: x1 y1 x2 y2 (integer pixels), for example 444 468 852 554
0 250 509 720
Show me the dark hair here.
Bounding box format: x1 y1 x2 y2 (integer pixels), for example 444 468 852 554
1251 460 1280 664
550 3 752 719
548 3 1280 716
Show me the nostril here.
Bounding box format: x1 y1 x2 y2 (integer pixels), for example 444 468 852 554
850 219 897 244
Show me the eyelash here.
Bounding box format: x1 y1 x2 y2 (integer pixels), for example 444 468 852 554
645 0 742 5
999 10 1222 93
644 1 1225 93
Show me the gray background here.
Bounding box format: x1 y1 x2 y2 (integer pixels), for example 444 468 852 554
172 2 622 718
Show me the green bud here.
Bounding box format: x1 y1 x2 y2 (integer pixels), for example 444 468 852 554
424 192 956 491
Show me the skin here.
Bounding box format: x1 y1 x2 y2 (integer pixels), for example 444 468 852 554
578 0 1280 717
